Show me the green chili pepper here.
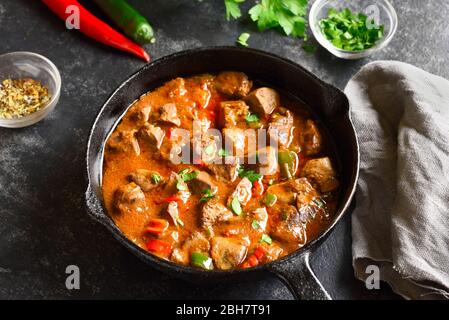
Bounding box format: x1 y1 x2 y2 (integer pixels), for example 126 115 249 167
231 197 242 215
278 150 294 164
191 252 214 270
278 150 298 179
260 234 272 245
264 193 277 207
93 0 155 44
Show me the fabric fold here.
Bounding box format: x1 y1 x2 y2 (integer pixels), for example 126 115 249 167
345 61 449 299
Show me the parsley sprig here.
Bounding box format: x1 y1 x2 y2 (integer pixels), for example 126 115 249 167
249 0 309 38
223 0 309 39
237 166 262 183
200 189 215 202
225 0 245 20
178 168 199 182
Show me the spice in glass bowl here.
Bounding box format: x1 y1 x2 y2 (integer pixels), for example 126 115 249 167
0 78 51 119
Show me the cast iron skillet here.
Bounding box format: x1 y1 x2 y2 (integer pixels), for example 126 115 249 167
85 46 359 300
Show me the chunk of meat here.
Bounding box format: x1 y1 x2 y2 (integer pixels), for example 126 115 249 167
268 110 294 148
266 178 318 204
140 123 165 149
223 128 246 156
166 77 187 98
171 232 210 265
251 207 268 231
268 178 323 223
260 243 284 263
159 103 181 126
271 204 307 245
201 199 233 229
192 115 212 143
193 137 218 164
161 132 189 163
107 130 140 155
300 120 323 156
215 71 252 98
228 177 252 206
300 157 339 192
167 201 182 227
206 156 240 183
248 146 278 176
165 172 191 203
244 87 280 117
211 237 248 270
189 171 218 195
128 169 163 192
220 101 249 128
131 104 152 124
114 182 146 214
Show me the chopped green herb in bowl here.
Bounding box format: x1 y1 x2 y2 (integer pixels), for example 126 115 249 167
319 8 384 52
309 0 398 59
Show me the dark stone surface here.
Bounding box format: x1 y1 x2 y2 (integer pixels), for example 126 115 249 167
0 0 447 299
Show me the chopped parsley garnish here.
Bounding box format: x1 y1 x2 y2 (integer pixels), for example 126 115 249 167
236 32 250 47
151 173 162 184
200 189 215 202
224 0 245 20
249 0 308 38
260 234 272 245
178 168 199 182
237 166 262 183
245 112 260 123
319 8 385 51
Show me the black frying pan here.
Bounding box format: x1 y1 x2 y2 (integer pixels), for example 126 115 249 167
85 47 359 300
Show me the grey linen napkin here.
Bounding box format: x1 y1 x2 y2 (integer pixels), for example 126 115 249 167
344 61 449 299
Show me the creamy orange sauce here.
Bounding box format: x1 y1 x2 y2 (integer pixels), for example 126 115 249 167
102 72 339 270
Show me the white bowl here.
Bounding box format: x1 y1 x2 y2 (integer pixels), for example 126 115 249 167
309 0 398 59
0 52 61 128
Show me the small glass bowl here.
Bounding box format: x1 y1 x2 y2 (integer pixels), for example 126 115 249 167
0 52 61 128
309 0 398 60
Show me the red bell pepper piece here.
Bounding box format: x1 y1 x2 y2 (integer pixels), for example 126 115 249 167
247 255 259 267
41 0 150 62
252 179 264 198
146 239 172 255
162 195 181 203
253 245 267 260
146 219 169 235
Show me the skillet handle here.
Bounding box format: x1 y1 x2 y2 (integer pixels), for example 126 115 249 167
268 252 331 300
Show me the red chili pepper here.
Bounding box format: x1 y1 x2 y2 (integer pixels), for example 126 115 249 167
146 219 169 235
146 239 172 255
42 0 150 62
241 262 251 269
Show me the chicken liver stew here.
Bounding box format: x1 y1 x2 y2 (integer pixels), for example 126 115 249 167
102 71 340 270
